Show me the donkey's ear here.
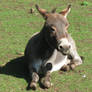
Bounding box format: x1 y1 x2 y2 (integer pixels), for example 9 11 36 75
59 5 71 18
35 4 48 19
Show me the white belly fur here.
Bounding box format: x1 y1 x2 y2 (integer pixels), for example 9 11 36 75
32 50 69 73
45 49 68 73
50 56 68 72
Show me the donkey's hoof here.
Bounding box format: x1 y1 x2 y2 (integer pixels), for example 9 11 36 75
30 82 37 90
61 65 70 71
70 64 76 70
41 78 51 88
43 81 51 88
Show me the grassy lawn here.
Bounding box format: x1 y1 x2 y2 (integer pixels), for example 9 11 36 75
0 0 92 92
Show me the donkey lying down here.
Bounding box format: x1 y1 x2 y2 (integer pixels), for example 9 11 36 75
24 5 83 89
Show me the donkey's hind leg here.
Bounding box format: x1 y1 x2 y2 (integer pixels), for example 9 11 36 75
60 59 71 71
67 34 83 67
64 53 83 71
69 50 83 66
68 39 83 68
64 51 83 70
61 53 83 71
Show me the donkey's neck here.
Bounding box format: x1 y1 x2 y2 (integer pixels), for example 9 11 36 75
38 29 55 60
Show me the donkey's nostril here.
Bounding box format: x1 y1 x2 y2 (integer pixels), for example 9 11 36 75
69 45 71 48
60 46 63 49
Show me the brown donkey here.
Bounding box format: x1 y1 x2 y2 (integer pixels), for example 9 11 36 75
24 5 83 90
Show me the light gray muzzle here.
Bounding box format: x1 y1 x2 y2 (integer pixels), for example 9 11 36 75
58 38 71 55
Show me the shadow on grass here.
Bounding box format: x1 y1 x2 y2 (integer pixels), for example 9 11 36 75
0 56 32 90
0 56 45 90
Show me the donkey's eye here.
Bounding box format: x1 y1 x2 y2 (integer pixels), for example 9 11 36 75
51 27 55 31
50 27 56 37
51 26 56 32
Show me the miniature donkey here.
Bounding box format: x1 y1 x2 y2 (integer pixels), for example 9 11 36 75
24 4 83 90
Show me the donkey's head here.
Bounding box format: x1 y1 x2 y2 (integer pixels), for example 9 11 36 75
36 5 71 55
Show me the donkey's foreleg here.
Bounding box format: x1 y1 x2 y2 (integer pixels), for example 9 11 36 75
41 63 52 88
41 71 52 88
28 64 39 90
28 59 42 90
30 72 39 90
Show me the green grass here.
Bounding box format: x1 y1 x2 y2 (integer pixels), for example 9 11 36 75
0 0 92 92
